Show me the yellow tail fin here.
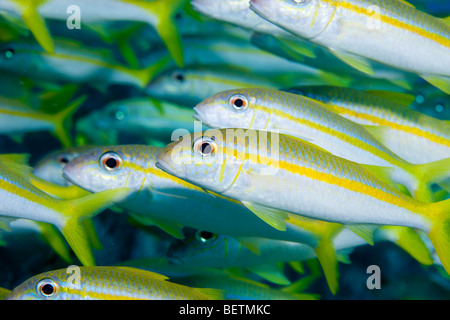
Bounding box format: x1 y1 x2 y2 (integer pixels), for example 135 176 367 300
428 199 450 275
60 187 132 266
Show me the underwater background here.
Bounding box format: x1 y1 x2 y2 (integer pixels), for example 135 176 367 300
0 0 449 300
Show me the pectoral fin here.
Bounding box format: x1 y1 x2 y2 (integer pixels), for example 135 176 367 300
347 224 379 245
20 3 54 53
421 75 450 95
330 49 375 76
242 201 288 231
247 263 291 285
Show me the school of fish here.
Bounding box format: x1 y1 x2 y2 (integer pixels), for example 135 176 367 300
0 0 449 301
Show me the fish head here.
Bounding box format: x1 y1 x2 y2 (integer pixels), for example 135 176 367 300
193 88 270 130
146 68 199 106
33 147 88 186
0 41 34 71
167 229 241 267
62 145 159 193
7 272 64 300
249 0 336 39
156 128 250 195
157 128 278 195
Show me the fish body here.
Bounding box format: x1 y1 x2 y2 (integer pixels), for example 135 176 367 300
155 128 450 273
33 146 95 186
0 155 131 266
61 145 339 248
145 66 284 107
249 0 450 93
77 98 197 145
0 96 84 147
287 86 450 164
0 0 187 66
167 228 366 269
192 0 414 89
0 38 167 88
6 266 221 300
193 88 450 202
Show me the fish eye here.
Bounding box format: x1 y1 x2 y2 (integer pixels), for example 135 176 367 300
172 71 185 83
57 155 70 165
99 151 122 171
193 137 216 157
4 47 14 59
36 278 58 299
195 230 218 243
229 94 248 111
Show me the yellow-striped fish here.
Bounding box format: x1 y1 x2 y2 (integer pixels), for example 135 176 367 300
155 128 450 274
249 0 450 94
0 96 85 148
286 86 450 165
0 154 132 266
193 88 450 203
6 266 223 300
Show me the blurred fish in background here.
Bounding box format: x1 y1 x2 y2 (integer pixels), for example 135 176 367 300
0 0 449 301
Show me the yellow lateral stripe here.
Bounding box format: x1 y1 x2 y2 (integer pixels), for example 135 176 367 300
333 106 450 147
323 0 450 48
0 108 50 121
322 0 449 46
232 147 422 214
64 287 148 300
122 161 202 191
0 177 61 212
253 103 406 168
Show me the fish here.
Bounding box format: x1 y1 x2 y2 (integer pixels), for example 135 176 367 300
145 65 341 108
0 38 169 89
192 0 414 90
248 0 450 94
178 34 348 85
191 0 299 38
0 95 85 148
169 270 319 300
61 144 360 293
192 88 450 203
76 97 197 145
155 128 450 274
0 154 132 266
120 258 319 299
145 66 285 107
33 146 95 187
286 86 450 165
5 266 222 300
0 0 188 66
167 227 432 271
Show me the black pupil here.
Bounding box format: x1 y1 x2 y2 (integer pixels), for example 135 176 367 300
200 231 214 241
58 157 69 164
105 157 117 168
234 99 244 108
200 142 212 154
174 73 184 82
41 283 55 296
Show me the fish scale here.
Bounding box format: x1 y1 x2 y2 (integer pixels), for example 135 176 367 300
287 86 450 164
193 88 450 203
156 128 450 274
249 0 450 93
6 266 221 300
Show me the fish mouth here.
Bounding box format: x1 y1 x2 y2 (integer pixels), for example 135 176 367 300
155 158 179 179
192 107 201 122
249 0 271 22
